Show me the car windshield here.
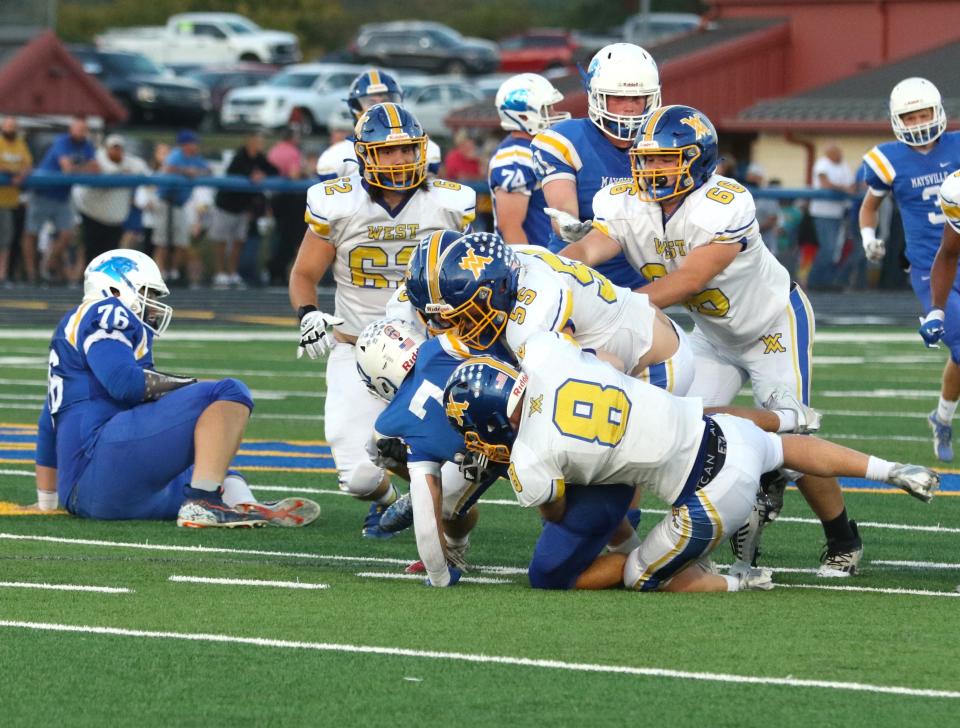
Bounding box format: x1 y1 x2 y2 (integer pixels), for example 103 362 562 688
187 71 223 86
225 20 258 34
103 53 165 76
268 72 317 88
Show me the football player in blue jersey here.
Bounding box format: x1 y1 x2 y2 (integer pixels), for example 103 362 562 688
860 78 960 461
489 74 570 245
355 317 510 587
531 43 660 289
315 69 442 182
35 249 319 527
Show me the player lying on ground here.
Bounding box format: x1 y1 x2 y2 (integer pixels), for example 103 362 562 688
34 249 319 528
443 331 938 592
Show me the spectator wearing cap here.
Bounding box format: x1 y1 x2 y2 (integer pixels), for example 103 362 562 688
210 131 277 288
22 116 98 284
72 135 150 262
0 116 32 286
155 129 210 281
267 128 306 286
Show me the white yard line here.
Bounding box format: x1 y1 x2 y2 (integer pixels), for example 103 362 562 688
0 620 956 699
821 390 941 398
168 575 329 590
0 329 293 342
356 572 512 585
777 584 960 598
0 469 32 477
872 560 960 570
0 581 130 594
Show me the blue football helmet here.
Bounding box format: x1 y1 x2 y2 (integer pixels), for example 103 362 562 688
354 103 428 191
630 105 718 203
346 69 404 121
405 230 466 335
423 232 520 351
444 357 528 464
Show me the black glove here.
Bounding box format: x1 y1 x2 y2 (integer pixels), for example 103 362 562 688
375 437 408 470
454 450 492 484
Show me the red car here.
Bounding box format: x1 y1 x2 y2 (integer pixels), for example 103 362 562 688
498 30 578 73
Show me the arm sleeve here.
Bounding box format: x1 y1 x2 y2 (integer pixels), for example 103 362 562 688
35 400 57 468
86 338 146 404
409 461 448 582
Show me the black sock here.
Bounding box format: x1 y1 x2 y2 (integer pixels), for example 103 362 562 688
822 508 855 543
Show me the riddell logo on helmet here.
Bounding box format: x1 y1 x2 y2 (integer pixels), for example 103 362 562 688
402 350 419 371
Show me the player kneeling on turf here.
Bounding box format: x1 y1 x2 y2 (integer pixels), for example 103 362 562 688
356 318 505 586
443 331 938 593
33 249 319 528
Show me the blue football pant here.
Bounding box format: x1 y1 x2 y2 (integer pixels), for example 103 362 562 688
69 379 254 520
910 266 960 364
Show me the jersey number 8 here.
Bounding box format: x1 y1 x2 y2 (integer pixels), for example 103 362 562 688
552 379 631 447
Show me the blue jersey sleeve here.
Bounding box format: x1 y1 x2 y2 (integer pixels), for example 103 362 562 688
78 301 147 405
35 400 57 468
489 158 536 195
862 146 893 193
531 128 580 185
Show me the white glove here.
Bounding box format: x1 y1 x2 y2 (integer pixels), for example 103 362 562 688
544 207 594 243
297 310 344 360
861 227 885 263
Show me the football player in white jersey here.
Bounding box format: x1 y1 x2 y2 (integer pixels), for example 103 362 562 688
406 230 694 395
316 70 442 182
560 104 864 577
443 332 938 592
289 103 475 538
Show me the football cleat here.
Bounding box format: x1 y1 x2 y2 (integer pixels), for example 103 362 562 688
887 463 939 503
927 411 954 462
361 501 396 539
176 496 267 529
234 498 321 527
759 469 789 521
405 560 426 574
816 521 863 578
378 492 414 533
737 566 775 591
763 387 821 434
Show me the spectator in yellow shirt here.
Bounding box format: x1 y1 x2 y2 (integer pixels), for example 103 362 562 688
0 116 33 285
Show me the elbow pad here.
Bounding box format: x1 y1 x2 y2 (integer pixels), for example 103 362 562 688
143 370 197 401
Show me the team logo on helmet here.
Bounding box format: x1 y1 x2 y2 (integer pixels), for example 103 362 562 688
445 398 469 426
92 256 138 282
458 249 494 279
680 114 710 140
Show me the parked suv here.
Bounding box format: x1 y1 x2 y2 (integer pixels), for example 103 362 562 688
350 21 499 75
70 46 210 127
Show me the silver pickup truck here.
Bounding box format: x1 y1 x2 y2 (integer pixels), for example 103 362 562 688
96 12 300 66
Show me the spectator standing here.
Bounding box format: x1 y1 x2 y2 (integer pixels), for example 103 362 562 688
210 131 277 289
267 128 307 285
155 130 210 282
22 116 98 284
134 143 170 259
746 163 780 253
443 131 484 182
0 116 32 285
807 143 855 289
72 135 150 262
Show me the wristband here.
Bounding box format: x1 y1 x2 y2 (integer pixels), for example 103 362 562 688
36 488 58 511
860 226 876 242
297 304 318 322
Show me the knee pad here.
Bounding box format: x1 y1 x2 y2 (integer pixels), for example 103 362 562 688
341 459 386 498
212 378 255 411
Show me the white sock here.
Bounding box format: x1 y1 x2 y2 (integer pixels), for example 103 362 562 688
375 482 398 506
865 456 893 482
444 532 469 549
222 474 256 507
723 575 740 592
607 530 642 554
936 397 958 424
775 410 798 433
190 478 220 493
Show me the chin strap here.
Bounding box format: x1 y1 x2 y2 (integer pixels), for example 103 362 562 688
143 369 197 401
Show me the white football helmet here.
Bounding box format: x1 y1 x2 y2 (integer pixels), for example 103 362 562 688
355 318 426 402
83 249 172 335
586 43 661 141
890 77 947 146
496 73 571 135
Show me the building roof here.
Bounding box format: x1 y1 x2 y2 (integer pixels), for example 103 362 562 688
0 30 127 123
729 40 960 132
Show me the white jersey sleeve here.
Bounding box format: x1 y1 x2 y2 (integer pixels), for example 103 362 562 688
940 169 960 234
384 285 427 336
508 439 566 508
503 258 572 355
315 139 359 180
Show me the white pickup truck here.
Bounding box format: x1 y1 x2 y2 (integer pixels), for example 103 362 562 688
96 12 301 66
